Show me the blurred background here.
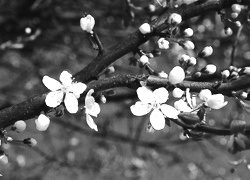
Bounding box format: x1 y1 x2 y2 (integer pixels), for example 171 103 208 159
1 0 250 179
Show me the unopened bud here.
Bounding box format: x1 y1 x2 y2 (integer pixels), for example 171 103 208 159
148 4 156 12
198 46 213 57
231 4 241 14
179 40 195 50
105 66 115 75
0 154 8 165
12 120 26 133
221 70 230 79
158 38 169 49
231 12 239 19
240 92 248 100
193 72 201 78
225 27 233 36
203 64 217 74
139 23 151 34
139 55 149 65
183 28 193 37
23 138 37 147
168 13 182 25
80 14 95 33
243 67 250 74
100 95 106 103
187 57 197 66
235 21 241 27
179 54 190 64
169 66 185 84
35 114 50 131
199 89 212 101
158 71 168 78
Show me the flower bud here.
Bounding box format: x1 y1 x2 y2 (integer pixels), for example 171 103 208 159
231 4 241 13
221 70 230 79
187 57 196 66
139 23 151 34
168 13 182 25
172 88 184 98
198 46 213 57
203 64 217 74
80 14 95 33
179 40 195 50
105 66 115 75
231 12 239 19
169 66 185 84
0 154 8 165
235 21 241 27
243 67 250 74
148 4 156 12
35 114 50 131
206 94 228 109
157 38 169 49
139 55 149 65
183 28 193 37
100 95 107 103
12 120 26 133
158 71 168 78
225 27 233 36
240 92 248 100
23 138 37 147
199 89 212 101
179 54 190 64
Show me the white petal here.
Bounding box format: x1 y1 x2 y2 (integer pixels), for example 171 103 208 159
70 82 87 98
153 87 169 104
130 101 152 116
45 91 64 107
60 71 72 86
150 109 165 130
86 114 98 131
174 99 192 112
160 104 179 119
85 95 95 109
64 92 78 113
137 87 154 104
86 102 100 117
42 76 62 91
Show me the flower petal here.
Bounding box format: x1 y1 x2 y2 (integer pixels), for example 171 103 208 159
206 94 228 109
86 102 100 117
60 71 72 86
64 92 78 113
70 82 87 98
137 86 154 104
153 87 169 104
86 114 98 131
130 101 152 116
150 109 165 130
174 99 192 112
42 76 62 91
160 104 179 119
45 91 64 107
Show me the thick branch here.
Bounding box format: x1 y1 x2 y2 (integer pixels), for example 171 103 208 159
1 0 250 130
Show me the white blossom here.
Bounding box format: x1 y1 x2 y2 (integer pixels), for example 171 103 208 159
43 71 87 113
35 114 50 131
168 13 182 25
139 23 151 34
158 38 169 49
206 94 228 109
174 99 192 112
85 89 101 131
199 89 212 101
169 66 185 84
80 14 95 33
158 71 168 78
130 86 179 130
